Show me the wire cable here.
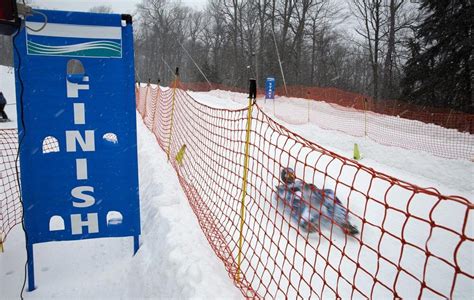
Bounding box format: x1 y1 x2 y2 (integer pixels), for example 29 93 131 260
160 56 175 76
177 40 212 89
12 24 29 300
271 27 288 96
19 0 48 33
25 9 48 32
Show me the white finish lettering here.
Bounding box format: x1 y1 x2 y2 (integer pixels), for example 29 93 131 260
66 130 95 152
63 63 101 237
73 103 85 125
66 76 90 98
75 159 88 180
71 213 99 235
71 186 95 208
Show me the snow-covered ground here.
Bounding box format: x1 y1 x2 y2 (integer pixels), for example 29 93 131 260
1 64 473 299
0 66 16 129
1 65 240 299
188 90 473 199
1 112 241 299
178 88 473 298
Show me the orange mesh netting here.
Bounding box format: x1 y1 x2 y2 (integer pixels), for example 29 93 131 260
0 129 21 245
1 83 472 298
182 82 473 160
137 82 473 299
0 129 62 245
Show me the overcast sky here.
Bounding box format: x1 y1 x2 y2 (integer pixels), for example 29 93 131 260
29 0 362 38
31 0 207 14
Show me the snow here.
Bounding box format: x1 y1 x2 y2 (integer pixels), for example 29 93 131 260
183 89 473 299
187 89 473 199
1 65 240 299
0 112 240 299
0 66 17 129
1 64 473 299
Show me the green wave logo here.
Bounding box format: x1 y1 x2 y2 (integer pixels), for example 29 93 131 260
27 40 122 58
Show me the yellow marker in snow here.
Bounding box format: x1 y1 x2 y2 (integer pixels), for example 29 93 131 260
354 143 361 160
175 144 186 166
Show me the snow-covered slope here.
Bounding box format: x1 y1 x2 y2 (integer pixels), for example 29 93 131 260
0 65 240 299
0 114 241 299
188 90 473 199
1 64 472 298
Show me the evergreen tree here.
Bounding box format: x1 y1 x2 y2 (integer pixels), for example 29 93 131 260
401 0 473 113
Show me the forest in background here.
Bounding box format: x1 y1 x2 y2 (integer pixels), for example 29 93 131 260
0 0 471 112
134 0 417 102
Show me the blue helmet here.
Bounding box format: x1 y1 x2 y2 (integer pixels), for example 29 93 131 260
281 167 296 184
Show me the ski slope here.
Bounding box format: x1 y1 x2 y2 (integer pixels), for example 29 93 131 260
1 113 241 299
187 90 473 199
1 64 473 298
0 65 240 299
170 88 473 298
139 84 472 298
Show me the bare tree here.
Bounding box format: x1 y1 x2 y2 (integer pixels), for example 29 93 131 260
89 5 113 14
352 0 384 102
0 36 13 66
131 0 416 99
381 0 419 99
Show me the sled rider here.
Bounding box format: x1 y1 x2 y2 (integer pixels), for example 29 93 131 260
275 167 359 235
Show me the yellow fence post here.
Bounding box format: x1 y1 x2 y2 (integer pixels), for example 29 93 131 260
236 79 256 283
167 68 180 161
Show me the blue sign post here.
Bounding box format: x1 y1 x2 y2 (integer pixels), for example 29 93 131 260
265 77 276 100
14 10 140 291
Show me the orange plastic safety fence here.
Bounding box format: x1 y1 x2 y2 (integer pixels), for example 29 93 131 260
0 129 62 245
0 129 21 244
181 82 473 160
137 83 473 299
0 85 472 299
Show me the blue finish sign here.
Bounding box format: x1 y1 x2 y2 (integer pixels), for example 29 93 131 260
265 77 275 99
13 10 140 247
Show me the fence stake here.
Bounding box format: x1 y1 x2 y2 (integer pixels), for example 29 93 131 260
151 79 161 133
236 79 256 283
308 99 310 123
141 81 150 119
364 98 368 137
273 94 276 117
167 68 179 161
446 109 453 128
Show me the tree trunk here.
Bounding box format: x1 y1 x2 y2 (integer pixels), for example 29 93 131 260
310 19 317 84
383 0 397 99
373 0 380 103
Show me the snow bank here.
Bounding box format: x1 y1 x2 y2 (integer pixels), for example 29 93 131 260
0 113 240 299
